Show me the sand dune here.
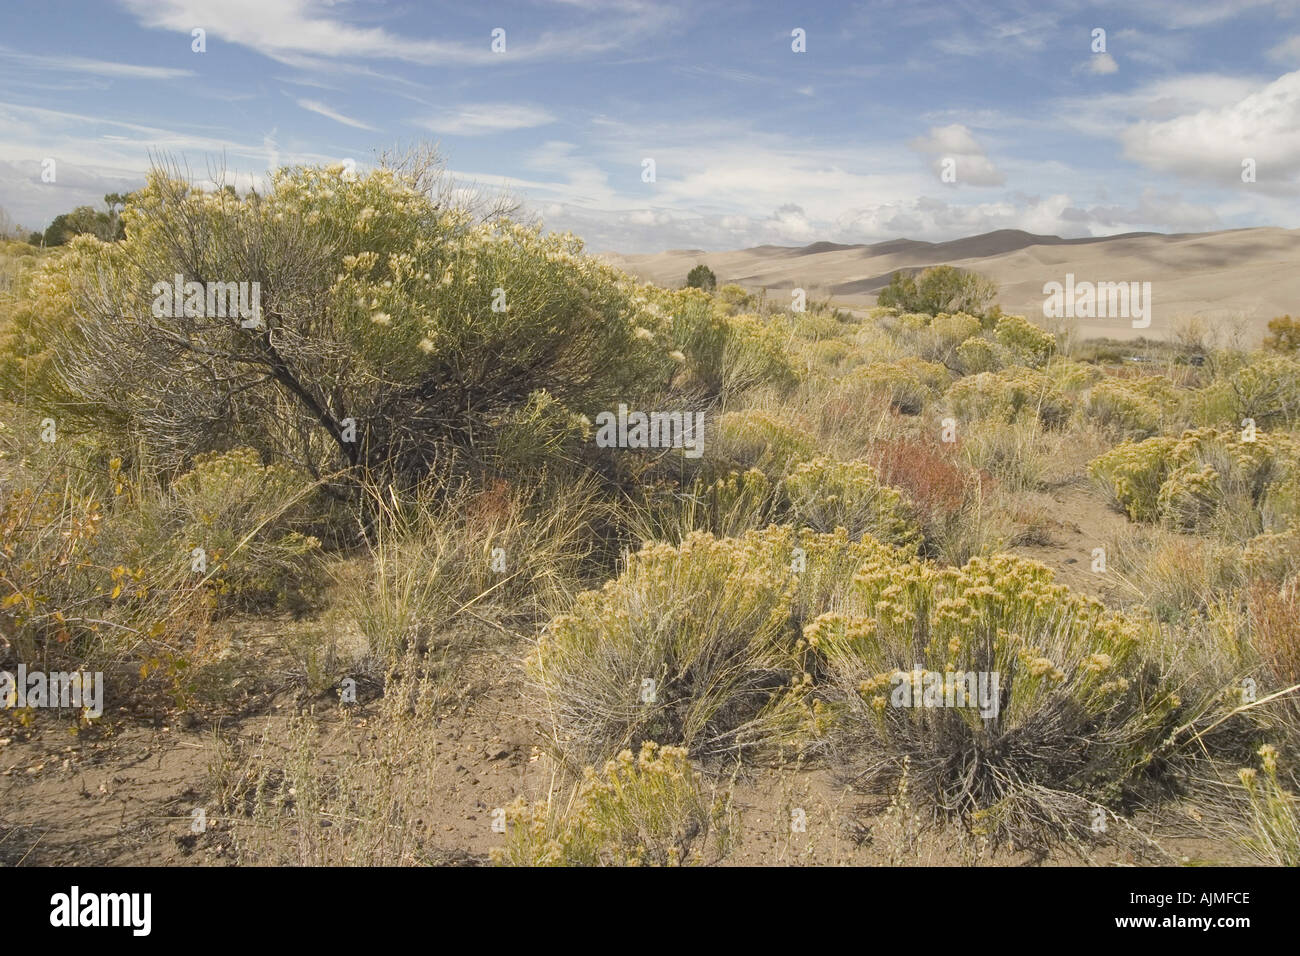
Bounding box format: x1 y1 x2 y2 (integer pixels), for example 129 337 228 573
600 227 1300 342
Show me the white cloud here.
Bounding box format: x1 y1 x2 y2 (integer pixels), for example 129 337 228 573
0 47 195 79
1268 34 1300 64
1121 70 1300 188
908 123 1005 186
415 104 555 136
295 97 377 130
1086 52 1119 74
116 0 675 66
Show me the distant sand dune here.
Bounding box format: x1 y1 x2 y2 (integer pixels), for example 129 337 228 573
600 227 1300 342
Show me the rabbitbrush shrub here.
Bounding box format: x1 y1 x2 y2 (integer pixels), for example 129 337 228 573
0 155 669 486
806 551 1179 848
491 742 729 866
527 525 886 767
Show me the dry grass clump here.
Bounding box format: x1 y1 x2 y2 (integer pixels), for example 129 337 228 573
210 652 446 865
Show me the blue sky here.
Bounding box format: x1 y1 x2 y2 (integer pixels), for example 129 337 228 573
2 0 1300 252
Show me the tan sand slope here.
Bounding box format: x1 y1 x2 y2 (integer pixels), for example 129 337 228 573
599 227 1300 342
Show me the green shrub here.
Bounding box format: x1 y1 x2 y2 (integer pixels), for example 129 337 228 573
877 266 998 318
685 264 717 292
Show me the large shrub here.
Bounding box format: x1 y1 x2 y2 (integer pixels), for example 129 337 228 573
0 156 668 486
877 266 998 318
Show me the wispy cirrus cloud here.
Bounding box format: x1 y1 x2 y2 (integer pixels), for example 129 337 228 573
0 46 194 79
295 97 377 130
414 104 555 136
115 0 680 66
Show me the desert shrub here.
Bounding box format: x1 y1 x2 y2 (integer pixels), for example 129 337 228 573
165 448 323 611
1087 376 1183 438
868 436 994 564
713 409 818 475
1237 745 1300 866
1087 436 1178 522
660 291 796 399
491 742 730 866
807 552 1178 848
946 368 1072 428
955 335 999 375
721 313 799 397
919 313 982 363
1248 578 1300 693
994 313 1055 367
1091 428 1298 536
714 283 756 314
1224 355 1300 428
1263 315 1300 355
877 266 998 318
685 264 717 292
785 456 919 545
527 525 885 767
1 156 667 487
842 357 950 415
801 337 852 370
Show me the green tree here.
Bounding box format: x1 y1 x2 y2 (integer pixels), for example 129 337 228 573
686 264 717 292
877 265 998 318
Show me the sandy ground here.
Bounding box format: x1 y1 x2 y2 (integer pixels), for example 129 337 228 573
0 479 1251 867
600 227 1300 343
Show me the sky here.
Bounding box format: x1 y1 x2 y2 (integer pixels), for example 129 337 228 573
2 0 1300 253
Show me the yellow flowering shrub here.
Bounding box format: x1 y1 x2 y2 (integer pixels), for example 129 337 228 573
784 456 920 546
954 334 999 375
491 742 728 866
993 312 1056 366
1086 376 1184 438
840 357 951 415
527 525 888 766
805 551 1177 847
1091 427 1300 533
945 367 1072 428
